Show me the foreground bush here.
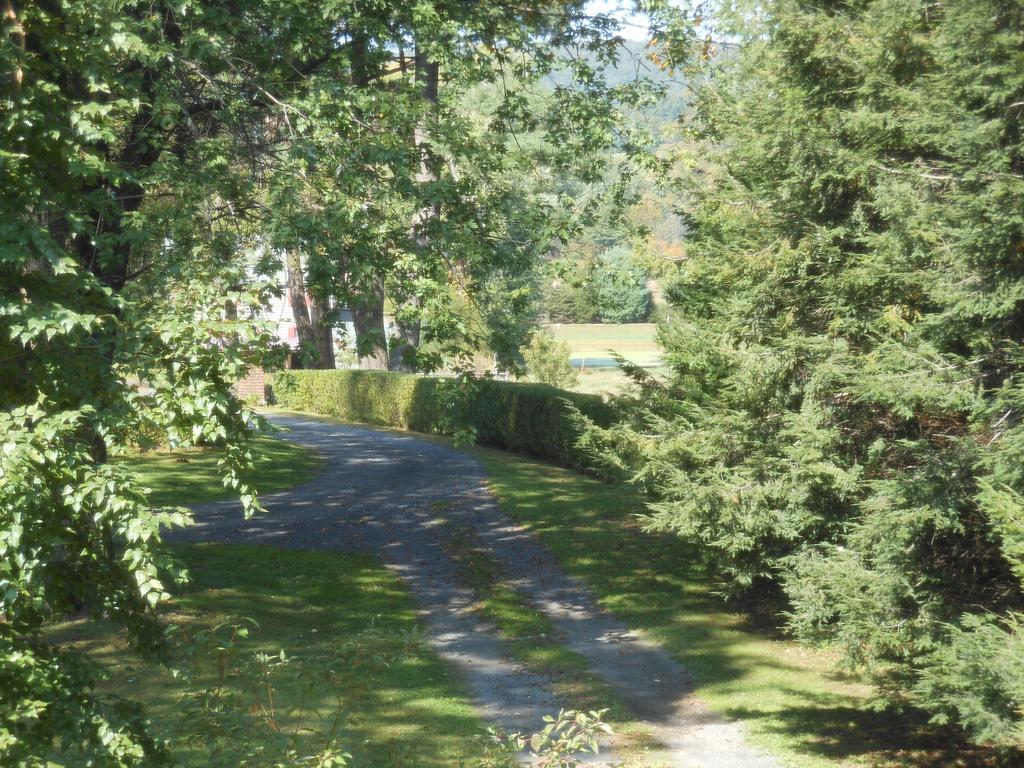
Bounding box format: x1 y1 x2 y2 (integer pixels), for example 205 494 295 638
272 370 614 469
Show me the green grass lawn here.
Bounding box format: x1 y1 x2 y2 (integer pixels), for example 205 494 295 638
460 444 973 768
545 323 666 395
546 322 661 358
46 438 486 767
50 546 483 767
123 434 323 506
571 364 673 396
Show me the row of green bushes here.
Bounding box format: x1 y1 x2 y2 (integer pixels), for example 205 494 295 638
270 370 615 469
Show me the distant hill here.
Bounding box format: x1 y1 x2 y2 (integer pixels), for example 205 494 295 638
547 39 692 146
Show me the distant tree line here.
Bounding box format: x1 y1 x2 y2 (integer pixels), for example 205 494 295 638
545 246 654 324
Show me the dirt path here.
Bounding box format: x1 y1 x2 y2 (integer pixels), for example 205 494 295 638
172 415 780 768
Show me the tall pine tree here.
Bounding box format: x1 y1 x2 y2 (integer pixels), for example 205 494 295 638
597 0 1024 745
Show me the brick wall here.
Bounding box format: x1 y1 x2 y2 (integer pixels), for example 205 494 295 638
235 367 269 403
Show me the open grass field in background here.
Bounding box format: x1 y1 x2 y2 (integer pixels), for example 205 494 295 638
546 323 667 395
561 364 674 396
546 322 661 361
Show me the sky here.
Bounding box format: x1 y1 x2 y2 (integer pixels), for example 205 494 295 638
586 0 654 41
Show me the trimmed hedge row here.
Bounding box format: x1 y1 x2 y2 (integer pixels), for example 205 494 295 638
270 369 615 469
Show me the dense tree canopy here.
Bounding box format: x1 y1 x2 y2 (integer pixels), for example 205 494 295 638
1 1 687 764
590 0 1024 746
20 0 1024 758
2 2 278 762
543 246 653 324
266 1 680 372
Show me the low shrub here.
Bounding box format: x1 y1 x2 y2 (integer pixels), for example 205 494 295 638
522 331 579 389
271 370 614 469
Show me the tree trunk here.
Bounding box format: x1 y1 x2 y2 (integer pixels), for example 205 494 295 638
285 251 334 369
309 296 336 369
387 309 421 371
352 280 389 370
347 31 390 371
389 43 437 372
285 251 314 368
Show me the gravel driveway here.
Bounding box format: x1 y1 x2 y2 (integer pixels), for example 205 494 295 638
172 415 780 768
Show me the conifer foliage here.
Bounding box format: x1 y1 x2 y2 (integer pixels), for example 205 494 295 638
599 0 1024 745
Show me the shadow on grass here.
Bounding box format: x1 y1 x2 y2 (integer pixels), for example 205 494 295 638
124 435 323 507
467 445 1006 767
722 697 1018 768
48 544 483 768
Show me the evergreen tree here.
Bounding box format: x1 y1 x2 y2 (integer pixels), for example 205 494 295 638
595 245 652 323
596 0 1024 745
